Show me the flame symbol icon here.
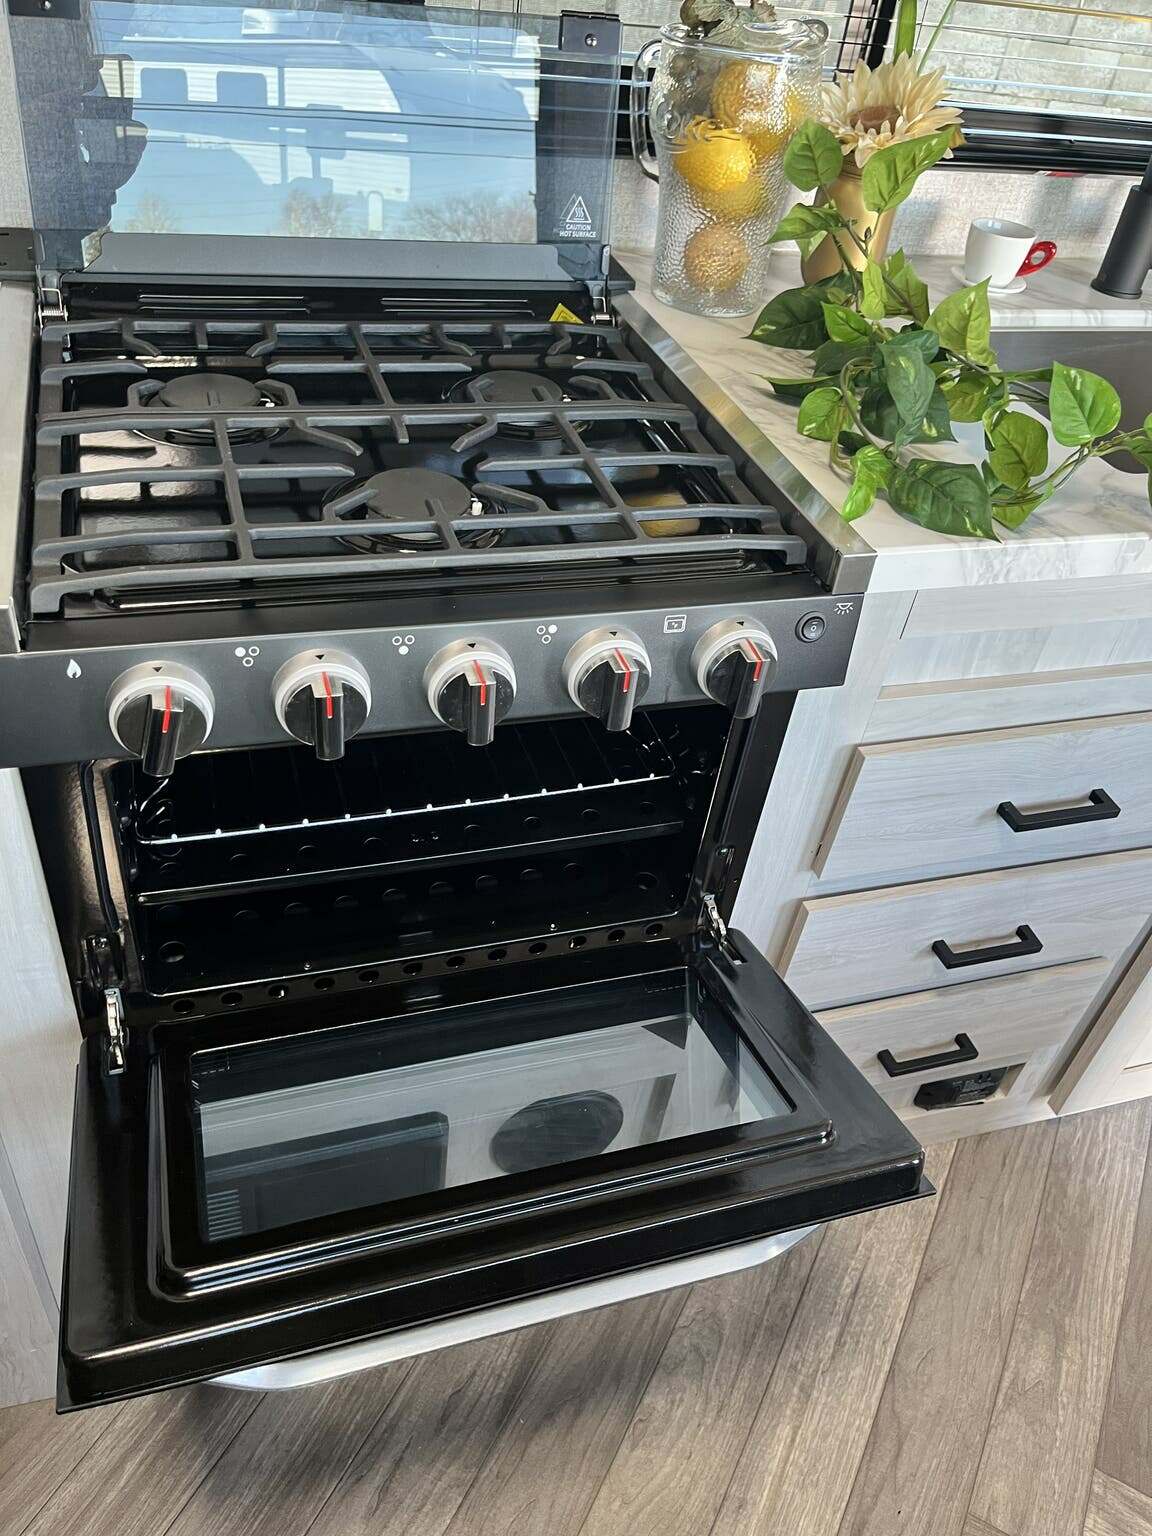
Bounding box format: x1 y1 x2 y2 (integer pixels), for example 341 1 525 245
66 658 82 679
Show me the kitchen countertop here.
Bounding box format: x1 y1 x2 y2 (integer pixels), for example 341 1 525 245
616 251 1152 593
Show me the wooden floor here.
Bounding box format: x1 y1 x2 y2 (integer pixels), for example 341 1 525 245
4 1101 1152 1536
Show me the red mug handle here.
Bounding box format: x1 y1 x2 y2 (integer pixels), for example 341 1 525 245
1018 240 1057 276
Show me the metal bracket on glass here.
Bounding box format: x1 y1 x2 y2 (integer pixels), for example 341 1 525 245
7 0 81 17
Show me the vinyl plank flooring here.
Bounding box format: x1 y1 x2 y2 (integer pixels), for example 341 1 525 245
1096 1127 1152 1501
708 1142 956 1536
164 1363 413 1536
1083 1469 1152 1536
837 1120 1059 1536
968 1103 1152 1536
304 1322 558 1536
576 1231 825 1536
0 1395 124 1535
964 1519 1012 1536
22 1386 263 1536
439 1288 689 1536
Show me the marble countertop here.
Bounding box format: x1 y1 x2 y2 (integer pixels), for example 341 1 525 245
617 251 1152 593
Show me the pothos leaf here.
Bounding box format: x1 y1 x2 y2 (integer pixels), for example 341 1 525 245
841 445 891 522
941 368 1000 423
783 120 844 192
883 251 931 324
886 460 996 539
927 281 997 367
763 373 838 403
882 332 936 428
1049 361 1122 446
993 486 1050 530
987 410 1049 489
821 303 874 344
860 260 886 321
748 276 854 350
796 385 844 442
860 129 955 215
766 203 845 260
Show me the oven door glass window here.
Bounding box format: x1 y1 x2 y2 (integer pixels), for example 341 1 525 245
59 939 926 1409
192 992 793 1245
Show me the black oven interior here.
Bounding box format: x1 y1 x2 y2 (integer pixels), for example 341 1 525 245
33 699 772 1031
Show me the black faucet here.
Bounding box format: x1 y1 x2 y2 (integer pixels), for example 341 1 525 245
1093 155 1152 299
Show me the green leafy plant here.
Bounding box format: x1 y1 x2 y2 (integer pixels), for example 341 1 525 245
751 122 1152 539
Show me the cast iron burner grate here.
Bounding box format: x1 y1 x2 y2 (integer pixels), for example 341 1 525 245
28 314 808 617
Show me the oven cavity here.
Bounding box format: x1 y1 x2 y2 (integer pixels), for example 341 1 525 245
110 706 726 1010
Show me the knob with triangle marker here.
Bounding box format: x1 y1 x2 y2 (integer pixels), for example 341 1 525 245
424 640 516 747
563 627 651 733
108 662 215 777
693 619 776 719
273 651 371 761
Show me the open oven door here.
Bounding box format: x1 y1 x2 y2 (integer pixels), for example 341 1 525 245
58 931 928 1409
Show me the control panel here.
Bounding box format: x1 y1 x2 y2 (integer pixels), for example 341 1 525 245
1 592 862 767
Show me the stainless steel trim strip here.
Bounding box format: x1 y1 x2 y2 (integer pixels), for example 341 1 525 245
0 283 35 654
614 290 876 597
211 1226 815 1391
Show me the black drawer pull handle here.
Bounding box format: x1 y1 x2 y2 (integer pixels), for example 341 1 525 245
932 924 1043 970
878 1033 979 1078
997 788 1120 833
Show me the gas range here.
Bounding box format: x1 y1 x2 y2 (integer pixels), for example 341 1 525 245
0 280 864 768
1 0 923 1416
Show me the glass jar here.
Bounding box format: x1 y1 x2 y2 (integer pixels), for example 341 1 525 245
630 11 828 317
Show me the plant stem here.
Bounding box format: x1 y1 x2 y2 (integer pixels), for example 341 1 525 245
919 0 959 68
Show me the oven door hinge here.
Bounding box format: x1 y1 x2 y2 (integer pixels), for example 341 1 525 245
84 932 127 1074
701 892 738 959
37 271 66 323
103 987 127 1075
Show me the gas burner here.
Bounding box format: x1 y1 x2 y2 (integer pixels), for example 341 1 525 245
130 372 285 445
327 468 506 552
448 369 598 439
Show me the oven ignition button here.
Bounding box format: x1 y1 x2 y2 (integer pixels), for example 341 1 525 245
108 661 215 778
273 651 371 762
693 619 777 719
563 628 652 733
425 640 516 747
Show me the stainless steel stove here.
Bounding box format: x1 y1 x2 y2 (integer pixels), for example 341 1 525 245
0 0 923 1414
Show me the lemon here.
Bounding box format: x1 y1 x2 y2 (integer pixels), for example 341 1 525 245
701 174 768 221
711 60 780 136
684 223 750 293
674 117 755 202
629 489 701 538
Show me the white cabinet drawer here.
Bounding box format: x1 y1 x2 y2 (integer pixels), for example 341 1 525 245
815 958 1110 1102
816 712 1152 888
780 848 1152 1010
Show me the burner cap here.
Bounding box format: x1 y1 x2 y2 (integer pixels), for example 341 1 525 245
360 468 475 522
465 370 566 408
336 468 501 552
157 373 264 411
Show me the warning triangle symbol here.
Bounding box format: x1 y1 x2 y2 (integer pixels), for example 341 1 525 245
562 194 591 225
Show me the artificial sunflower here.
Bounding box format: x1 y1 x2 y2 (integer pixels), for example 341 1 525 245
818 54 963 167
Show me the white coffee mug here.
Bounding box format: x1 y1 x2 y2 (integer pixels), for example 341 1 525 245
964 218 1057 288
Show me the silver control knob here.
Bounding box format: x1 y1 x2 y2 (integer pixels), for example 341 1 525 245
563 627 651 733
108 661 215 777
693 619 777 719
425 639 516 747
273 651 371 761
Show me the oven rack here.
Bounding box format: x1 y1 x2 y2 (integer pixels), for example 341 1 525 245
131 779 687 906
136 841 690 998
124 715 682 844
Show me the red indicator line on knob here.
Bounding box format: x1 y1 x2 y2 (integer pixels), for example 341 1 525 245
161 685 173 735
473 661 487 706
742 640 764 683
321 671 334 720
614 647 632 693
